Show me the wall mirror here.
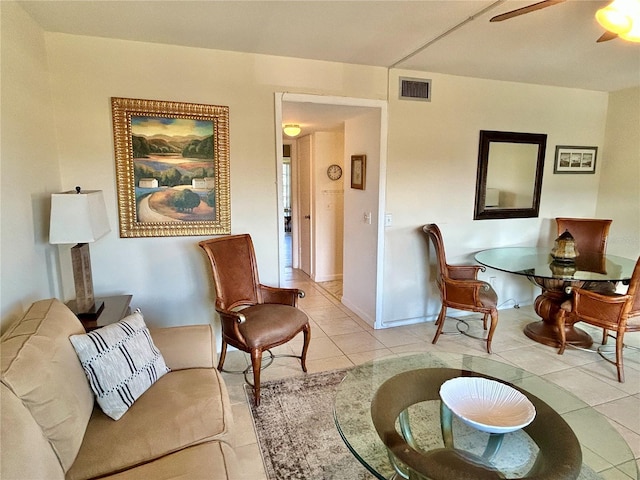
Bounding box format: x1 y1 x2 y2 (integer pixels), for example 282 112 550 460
474 130 547 220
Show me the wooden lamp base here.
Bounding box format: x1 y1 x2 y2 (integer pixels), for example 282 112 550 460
70 243 104 321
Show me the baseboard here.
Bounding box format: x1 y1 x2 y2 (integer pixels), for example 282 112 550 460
340 296 374 327
313 273 343 283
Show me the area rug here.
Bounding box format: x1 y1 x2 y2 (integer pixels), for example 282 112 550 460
246 368 603 480
245 369 376 480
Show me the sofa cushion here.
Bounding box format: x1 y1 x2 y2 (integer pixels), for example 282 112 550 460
98 441 239 480
149 325 216 370
69 311 169 420
0 299 94 472
66 368 234 480
1 383 66 480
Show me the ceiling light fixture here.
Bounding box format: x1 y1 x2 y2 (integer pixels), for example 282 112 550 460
596 0 640 42
283 124 301 137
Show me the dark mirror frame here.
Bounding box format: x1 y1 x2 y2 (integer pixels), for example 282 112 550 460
474 130 547 220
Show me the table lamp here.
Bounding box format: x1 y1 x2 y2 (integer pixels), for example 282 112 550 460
49 187 111 320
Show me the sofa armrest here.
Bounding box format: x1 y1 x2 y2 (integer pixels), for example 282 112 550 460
149 324 216 371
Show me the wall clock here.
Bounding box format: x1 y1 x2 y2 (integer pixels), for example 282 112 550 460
327 164 343 180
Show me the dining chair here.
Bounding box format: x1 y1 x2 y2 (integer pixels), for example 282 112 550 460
555 217 612 254
557 256 640 382
556 217 615 292
199 234 311 405
422 224 499 353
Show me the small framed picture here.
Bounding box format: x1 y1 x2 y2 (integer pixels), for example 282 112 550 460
554 146 598 174
350 155 366 190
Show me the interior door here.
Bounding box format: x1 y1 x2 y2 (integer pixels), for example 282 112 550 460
297 135 312 277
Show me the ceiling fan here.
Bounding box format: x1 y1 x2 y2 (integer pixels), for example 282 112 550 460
490 0 640 43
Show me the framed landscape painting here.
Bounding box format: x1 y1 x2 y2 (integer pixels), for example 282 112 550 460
112 97 230 237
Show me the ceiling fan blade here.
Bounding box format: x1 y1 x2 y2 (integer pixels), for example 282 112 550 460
597 31 618 42
490 0 566 22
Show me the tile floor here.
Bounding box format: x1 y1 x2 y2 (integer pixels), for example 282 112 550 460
222 268 640 480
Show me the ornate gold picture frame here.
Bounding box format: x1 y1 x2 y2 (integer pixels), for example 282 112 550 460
112 97 230 237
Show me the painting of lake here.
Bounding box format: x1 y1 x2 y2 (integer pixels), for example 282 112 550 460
131 115 217 223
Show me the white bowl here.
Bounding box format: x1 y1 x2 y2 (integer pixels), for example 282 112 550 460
439 377 536 434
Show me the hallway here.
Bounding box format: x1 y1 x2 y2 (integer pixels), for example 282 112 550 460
284 232 342 299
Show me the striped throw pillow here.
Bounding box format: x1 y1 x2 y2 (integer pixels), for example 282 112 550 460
69 310 169 420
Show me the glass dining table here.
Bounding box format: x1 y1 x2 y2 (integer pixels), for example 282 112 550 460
334 353 638 480
474 247 637 348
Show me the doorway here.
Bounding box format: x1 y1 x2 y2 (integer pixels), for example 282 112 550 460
275 93 388 328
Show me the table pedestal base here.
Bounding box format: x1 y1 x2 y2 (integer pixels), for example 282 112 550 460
525 282 593 349
524 320 593 348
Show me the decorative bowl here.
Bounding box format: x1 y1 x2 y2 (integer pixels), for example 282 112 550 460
439 377 536 434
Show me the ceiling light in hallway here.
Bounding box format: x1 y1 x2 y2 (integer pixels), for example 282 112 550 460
283 124 301 137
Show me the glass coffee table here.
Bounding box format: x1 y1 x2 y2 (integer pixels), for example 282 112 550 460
334 353 638 479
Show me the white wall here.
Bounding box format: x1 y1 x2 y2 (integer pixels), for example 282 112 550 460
312 131 344 282
343 111 382 326
381 69 610 327
39 31 388 329
597 87 640 258
0 2 63 331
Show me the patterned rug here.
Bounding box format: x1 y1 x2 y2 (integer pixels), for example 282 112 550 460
247 369 538 480
245 369 376 480
247 368 602 480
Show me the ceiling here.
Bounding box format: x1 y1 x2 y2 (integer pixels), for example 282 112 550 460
18 0 640 135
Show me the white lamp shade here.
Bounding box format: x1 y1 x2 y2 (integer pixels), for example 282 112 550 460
49 190 111 244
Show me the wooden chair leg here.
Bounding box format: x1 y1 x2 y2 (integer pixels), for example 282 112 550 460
217 340 228 371
300 325 311 372
557 310 567 355
615 331 625 383
602 328 609 345
251 348 263 406
485 311 498 354
482 313 488 331
432 306 447 345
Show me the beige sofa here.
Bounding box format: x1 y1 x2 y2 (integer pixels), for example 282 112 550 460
1 298 239 480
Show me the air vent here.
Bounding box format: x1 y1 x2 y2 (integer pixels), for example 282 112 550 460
399 77 431 102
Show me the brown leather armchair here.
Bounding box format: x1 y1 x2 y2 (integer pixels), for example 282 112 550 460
558 256 640 382
199 234 311 405
422 224 499 353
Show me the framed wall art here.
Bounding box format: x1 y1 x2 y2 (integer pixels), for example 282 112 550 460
553 145 598 174
111 97 230 237
350 154 366 190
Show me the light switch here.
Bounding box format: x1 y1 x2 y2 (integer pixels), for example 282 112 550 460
363 212 372 224
385 214 393 226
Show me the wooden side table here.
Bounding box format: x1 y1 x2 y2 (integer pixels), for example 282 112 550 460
67 295 133 332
